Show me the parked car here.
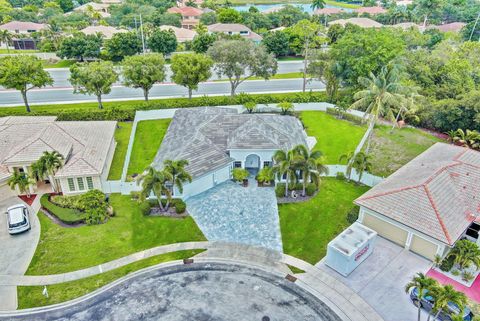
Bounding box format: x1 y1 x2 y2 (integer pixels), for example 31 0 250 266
6 204 30 234
410 287 474 321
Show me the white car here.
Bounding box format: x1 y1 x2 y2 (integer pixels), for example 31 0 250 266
6 204 30 235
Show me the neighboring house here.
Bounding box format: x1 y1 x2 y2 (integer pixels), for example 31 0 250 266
0 116 116 196
167 6 203 30
355 6 387 15
152 107 316 199
176 0 203 7
80 25 128 39
427 22 467 33
355 143 480 261
313 8 344 15
0 21 46 50
207 23 263 43
328 18 383 28
159 25 197 42
389 22 423 31
73 2 111 18
262 6 284 14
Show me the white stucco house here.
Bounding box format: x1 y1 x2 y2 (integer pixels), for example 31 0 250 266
152 107 316 199
0 116 116 197
355 143 480 260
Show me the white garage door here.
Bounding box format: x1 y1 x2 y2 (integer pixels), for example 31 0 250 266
0 183 15 201
362 213 408 246
410 235 438 260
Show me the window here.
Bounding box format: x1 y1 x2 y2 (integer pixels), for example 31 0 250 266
240 31 248 35
234 161 242 168
77 177 85 190
86 177 94 190
263 161 272 168
67 178 75 191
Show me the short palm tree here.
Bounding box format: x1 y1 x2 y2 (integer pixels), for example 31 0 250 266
32 151 64 192
405 273 438 321
448 239 480 271
310 0 326 11
8 171 33 197
339 151 355 180
293 145 328 196
351 152 372 184
273 149 298 197
0 30 12 53
163 159 192 196
430 285 467 321
138 166 173 211
256 166 274 185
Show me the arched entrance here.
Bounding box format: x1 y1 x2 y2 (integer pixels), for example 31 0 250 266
245 154 260 176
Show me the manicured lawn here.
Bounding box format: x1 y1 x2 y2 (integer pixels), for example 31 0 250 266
300 111 366 164
127 119 171 178
0 49 39 54
107 122 133 180
18 249 204 309
216 72 304 82
40 195 86 224
27 194 206 275
279 178 369 264
43 60 76 69
369 125 444 177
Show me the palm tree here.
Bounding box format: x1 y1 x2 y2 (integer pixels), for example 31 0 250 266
430 285 467 321
163 159 192 196
448 239 480 271
293 145 328 196
311 0 326 11
32 151 64 192
138 166 173 211
0 30 12 53
273 149 298 197
405 273 438 321
339 151 355 180
351 152 372 184
7 171 33 197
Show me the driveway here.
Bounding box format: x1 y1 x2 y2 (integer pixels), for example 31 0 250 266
0 195 40 311
317 237 431 321
186 180 283 252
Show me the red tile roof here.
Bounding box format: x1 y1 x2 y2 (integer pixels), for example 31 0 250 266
167 6 203 17
427 22 467 33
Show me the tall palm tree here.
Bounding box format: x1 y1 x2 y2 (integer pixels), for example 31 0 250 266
273 149 298 197
405 273 438 321
430 285 467 321
311 0 326 11
7 171 33 197
32 151 64 192
0 30 12 53
138 166 173 211
163 159 192 196
293 145 328 196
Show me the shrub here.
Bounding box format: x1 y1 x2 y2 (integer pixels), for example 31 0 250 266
139 201 151 215
277 101 294 115
440 255 455 272
174 199 186 214
40 194 85 224
305 183 317 196
347 206 360 224
243 101 257 114
256 167 274 185
275 183 286 197
232 168 249 182
336 172 346 181
50 194 83 210
79 190 109 225
462 271 475 282
451 269 460 276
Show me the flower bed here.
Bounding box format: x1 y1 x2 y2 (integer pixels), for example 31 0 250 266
40 194 86 225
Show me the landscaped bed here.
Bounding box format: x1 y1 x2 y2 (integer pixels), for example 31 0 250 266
107 122 133 180
17 249 204 309
27 194 206 275
40 194 86 225
279 178 369 265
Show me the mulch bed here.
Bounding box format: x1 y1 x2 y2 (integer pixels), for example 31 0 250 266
277 191 317 204
149 206 189 218
18 194 36 206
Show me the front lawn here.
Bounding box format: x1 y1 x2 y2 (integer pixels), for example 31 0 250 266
300 111 366 164
27 194 206 275
107 122 133 180
18 249 204 309
279 178 369 264
127 119 171 178
368 126 444 177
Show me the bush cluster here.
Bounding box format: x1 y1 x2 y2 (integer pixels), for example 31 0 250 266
325 107 364 125
440 255 455 272
50 190 110 225
346 206 360 224
275 183 286 197
305 183 317 196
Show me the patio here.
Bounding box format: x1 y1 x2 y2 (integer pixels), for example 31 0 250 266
185 180 283 252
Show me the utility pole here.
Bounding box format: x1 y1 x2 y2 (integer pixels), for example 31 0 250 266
469 12 480 41
139 14 146 55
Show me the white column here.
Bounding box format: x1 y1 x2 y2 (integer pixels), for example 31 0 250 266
405 232 413 250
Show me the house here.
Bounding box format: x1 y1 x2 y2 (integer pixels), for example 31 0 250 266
0 116 116 197
0 21 47 50
389 22 423 31
355 143 480 260
427 22 467 33
167 6 203 30
159 25 197 42
328 18 383 28
73 2 111 18
313 8 344 15
152 107 315 198
207 23 262 43
80 25 128 39
355 6 387 15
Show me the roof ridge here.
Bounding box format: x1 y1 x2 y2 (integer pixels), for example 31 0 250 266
423 185 452 244
53 123 86 148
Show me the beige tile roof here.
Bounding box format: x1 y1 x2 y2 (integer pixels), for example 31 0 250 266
427 22 467 33
80 25 128 39
159 25 197 42
207 23 263 41
355 143 480 245
0 117 116 179
0 21 47 33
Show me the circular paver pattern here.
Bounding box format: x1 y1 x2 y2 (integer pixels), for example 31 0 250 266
4 263 342 321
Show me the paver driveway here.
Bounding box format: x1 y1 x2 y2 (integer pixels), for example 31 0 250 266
186 180 283 252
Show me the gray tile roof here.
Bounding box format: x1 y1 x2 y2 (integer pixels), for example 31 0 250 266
152 107 308 178
355 143 480 245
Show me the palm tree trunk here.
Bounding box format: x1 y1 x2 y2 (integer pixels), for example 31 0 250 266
302 172 307 197
285 173 289 197
358 170 363 184
49 174 56 192
392 109 402 130
417 305 421 321
433 309 442 321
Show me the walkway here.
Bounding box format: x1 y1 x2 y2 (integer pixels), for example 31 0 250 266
185 180 283 252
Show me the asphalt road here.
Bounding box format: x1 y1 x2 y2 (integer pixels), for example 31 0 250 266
0 78 324 106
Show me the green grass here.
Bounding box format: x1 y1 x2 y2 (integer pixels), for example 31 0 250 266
107 122 133 180
215 72 304 82
40 194 86 224
27 194 206 275
18 249 204 309
43 60 76 69
127 119 171 178
0 49 39 54
300 111 366 164
325 0 361 8
287 265 305 274
279 178 369 264
368 125 444 177
277 56 304 61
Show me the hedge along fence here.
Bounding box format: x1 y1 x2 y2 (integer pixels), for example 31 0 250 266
0 91 331 121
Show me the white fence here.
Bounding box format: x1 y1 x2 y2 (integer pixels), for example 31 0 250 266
102 180 141 195
324 165 383 187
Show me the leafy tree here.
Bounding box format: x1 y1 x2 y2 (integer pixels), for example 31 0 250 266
405 273 438 321
308 50 345 102
147 28 177 55
310 0 325 11
163 159 192 196
69 61 118 109
170 53 213 98
200 11 217 25
217 7 241 23
30 151 63 192
208 39 277 96
55 0 73 12
326 23 345 44
122 53 166 101
0 30 12 53
57 34 102 61
240 11 272 30
268 5 308 27
0 55 53 112
7 171 33 197
138 166 173 212
152 12 182 27
424 28 444 49
192 32 217 53
105 31 142 61
413 0 445 27
293 145 327 196
262 30 290 57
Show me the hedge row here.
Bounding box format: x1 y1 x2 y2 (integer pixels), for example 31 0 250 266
0 91 330 121
40 194 86 224
325 107 364 125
